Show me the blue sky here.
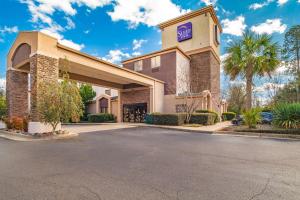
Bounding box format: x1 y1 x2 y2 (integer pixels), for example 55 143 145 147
0 0 299 102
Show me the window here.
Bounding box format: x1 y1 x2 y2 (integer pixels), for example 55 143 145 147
151 56 161 68
214 25 220 45
105 89 111 96
134 60 143 71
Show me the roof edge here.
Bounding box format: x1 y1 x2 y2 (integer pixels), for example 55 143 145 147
158 5 222 32
56 43 165 84
121 46 190 64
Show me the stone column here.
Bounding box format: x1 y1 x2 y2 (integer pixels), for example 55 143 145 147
29 54 59 121
6 69 28 118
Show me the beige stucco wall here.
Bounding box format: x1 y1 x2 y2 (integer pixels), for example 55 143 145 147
163 95 211 113
153 81 165 113
176 51 190 95
87 102 97 114
208 13 220 56
111 101 118 117
161 14 210 53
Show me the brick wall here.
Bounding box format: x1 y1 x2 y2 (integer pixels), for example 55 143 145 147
120 88 150 120
189 51 220 113
30 54 59 121
6 70 28 118
123 52 176 95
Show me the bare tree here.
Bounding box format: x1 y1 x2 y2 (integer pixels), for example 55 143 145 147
177 64 204 123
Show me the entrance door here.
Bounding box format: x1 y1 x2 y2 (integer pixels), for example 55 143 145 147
123 103 147 123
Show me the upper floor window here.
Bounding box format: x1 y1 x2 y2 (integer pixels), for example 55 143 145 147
105 89 111 96
214 25 220 45
151 56 161 68
134 60 143 71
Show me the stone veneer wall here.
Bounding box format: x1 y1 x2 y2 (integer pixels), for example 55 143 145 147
6 70 28 118
120 88 150 121
190 51 220 113
30 54 59 121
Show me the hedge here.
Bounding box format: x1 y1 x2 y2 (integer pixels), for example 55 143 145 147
145 113 185 126
222 112 236 121
195 110 219 123
88 113 115 123
189 113 215 125
145 113 215 126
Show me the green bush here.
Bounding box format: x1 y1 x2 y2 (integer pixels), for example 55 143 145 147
273 103 300 129
222 112 236 121
88 113 115 123
145 113 185 126
243 108 261 129
146 113 215 126
195 110 219 123
190 113 215 125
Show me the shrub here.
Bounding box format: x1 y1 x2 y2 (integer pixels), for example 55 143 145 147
145 113 185 126
4 116 28 131
195 110 219 123
273 103 300 129
88 113 115 123
243 108 261 129
189 113 215 125
222 112 236 121
80 112 90 122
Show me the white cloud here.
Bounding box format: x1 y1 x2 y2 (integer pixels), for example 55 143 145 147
59 39 85 51
65 17 75 30
132 39 147 50
0 26 19 43
220 53 229 73
0 26 19 34
251 19 287 34
249 0 288 10
254 82 284 93
0 78 6 90
200 0 217 6
41 27 84 50
249 0 273 10
107 0 189 28
84 30 90 34
20 0 111 18
221 16 247 36
277 0 288 6
102 49 130 64
132 51 141 57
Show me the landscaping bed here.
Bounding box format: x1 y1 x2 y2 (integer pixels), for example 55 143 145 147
221 124 300 135
0 129 78 141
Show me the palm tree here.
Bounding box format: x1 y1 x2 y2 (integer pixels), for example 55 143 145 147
224 31 280 110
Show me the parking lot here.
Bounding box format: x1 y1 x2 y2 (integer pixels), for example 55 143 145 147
0 126 300 200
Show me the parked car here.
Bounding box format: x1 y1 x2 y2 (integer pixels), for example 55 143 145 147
260 112 273 124
232 115 244 126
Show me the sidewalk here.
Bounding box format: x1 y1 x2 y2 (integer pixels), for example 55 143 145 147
127 121 232 133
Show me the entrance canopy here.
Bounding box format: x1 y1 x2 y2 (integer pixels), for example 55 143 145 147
6 32 165 129
7 31 164 89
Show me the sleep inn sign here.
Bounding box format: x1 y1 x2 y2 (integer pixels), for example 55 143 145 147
177 22 192 42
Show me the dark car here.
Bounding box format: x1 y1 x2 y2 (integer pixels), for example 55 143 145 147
260 112 273 124
232 115 244 126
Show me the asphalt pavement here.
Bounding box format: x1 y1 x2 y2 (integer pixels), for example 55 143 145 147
0 127 299 200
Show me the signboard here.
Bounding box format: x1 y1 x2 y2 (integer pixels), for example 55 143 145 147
177 22 192 42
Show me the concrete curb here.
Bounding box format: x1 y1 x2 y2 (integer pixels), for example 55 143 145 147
215 131 300 140
131 123 214 134
127 124 300 141
0 130 78 142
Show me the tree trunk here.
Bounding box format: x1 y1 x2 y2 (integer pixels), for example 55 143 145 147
246 76 253 110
